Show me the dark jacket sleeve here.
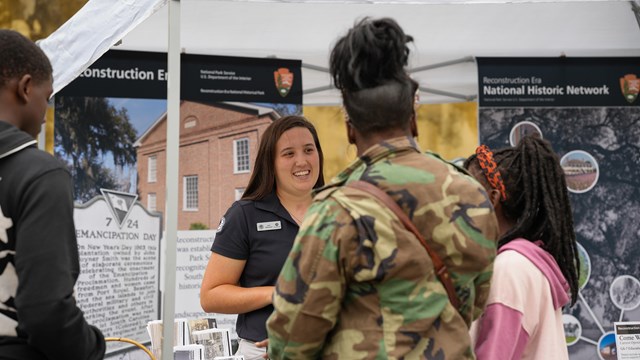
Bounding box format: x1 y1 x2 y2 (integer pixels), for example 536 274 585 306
13 168 105 360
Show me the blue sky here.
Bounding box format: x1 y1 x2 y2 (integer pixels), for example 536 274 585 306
108 98 167 137
562 150 596 164
105 98 167 194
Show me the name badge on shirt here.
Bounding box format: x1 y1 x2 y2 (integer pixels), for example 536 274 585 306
257 221 281 232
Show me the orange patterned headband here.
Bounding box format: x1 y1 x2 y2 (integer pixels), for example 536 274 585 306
475 145 507 201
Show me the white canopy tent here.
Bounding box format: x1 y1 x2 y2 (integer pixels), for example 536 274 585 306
43 0 640 104
117 0 640 104
38 1 640 358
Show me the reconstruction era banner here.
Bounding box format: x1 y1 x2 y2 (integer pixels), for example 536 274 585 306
57 49 302 356
477 57 640 360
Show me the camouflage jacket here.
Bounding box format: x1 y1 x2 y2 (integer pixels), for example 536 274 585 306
267 136 498 360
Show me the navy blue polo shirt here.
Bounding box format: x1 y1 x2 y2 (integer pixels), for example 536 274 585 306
211 191 298 342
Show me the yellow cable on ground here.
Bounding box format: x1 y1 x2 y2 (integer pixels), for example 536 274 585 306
105 337 156 360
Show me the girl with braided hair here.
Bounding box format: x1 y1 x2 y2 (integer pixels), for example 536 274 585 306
464 135 580 360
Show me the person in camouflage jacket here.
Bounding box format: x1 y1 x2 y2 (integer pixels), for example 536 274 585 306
266 18 499 360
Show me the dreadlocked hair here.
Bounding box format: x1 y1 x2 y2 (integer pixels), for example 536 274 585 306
467 136 580 305
329 17 418 135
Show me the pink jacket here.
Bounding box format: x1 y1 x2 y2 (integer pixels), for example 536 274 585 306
471 238 570 360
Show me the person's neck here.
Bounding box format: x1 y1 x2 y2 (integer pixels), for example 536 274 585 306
499 218 516 238
492 202 516 238
0 98 19 128
276 190 313 224
355 128 412 156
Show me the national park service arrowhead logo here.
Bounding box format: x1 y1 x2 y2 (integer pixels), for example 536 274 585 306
274 68 294 97
100 189 138 229
620 74 640 104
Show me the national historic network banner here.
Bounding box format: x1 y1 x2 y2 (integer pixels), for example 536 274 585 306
477 57 640 360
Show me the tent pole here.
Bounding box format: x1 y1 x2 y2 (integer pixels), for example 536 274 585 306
302 62 330 73
410 56 475 73
419 86 476 102
161 0 180 358
304 85 335 95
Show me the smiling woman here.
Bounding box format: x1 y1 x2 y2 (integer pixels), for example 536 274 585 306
200 115 325 360
274 126 321 221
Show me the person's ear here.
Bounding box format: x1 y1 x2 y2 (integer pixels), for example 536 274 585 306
346 121 356 144
488 188 502 209
16 74 32 104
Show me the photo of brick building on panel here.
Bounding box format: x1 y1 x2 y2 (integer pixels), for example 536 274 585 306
135 101 280 230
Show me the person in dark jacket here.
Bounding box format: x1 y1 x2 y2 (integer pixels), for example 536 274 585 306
0 29 105 360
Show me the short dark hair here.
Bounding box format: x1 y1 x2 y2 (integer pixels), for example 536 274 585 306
0 30 52 88
242 115 325 201
465 136 580 305
329 17 418 135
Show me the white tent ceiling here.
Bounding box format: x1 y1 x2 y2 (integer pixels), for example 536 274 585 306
111 0 640 104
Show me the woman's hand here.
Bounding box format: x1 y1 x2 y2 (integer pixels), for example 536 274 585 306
255 339 269 359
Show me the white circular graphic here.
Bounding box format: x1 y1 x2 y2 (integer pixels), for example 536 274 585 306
597 331 617 360
509 121 543 146
562 314 582 346
560 150 600 193
577 242 591 291
609 275 640 311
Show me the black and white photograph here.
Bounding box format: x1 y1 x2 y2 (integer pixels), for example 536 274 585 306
610 276 640 311
191 329 232 360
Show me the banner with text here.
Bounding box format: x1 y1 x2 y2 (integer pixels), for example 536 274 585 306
61 50 302 104
59 50 302 356
477 57 640 360
174 230 238 340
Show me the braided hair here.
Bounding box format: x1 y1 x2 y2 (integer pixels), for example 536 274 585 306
465 136 580 305
329 17 418 135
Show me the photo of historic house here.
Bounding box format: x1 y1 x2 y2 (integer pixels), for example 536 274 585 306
135 101 280 230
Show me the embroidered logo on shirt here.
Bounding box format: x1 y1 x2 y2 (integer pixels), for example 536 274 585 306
257 221 281 232
217 217 226 233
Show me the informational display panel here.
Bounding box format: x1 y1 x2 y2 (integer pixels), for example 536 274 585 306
477 57 640 360
59 50 298 356
74 190 162 353
615 321 640 359
174 230 238 340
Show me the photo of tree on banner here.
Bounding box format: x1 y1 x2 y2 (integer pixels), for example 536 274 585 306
54 97 165 202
